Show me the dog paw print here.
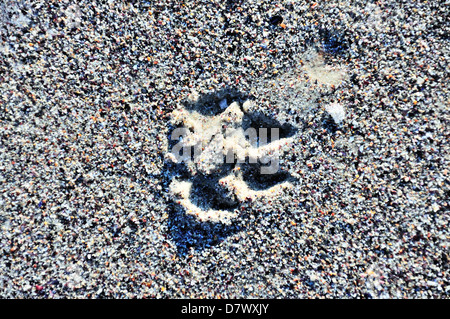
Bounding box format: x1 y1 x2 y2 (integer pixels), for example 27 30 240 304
165 97 297 224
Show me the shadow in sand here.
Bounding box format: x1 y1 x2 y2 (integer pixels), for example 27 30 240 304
241 163 296 191
166 202 244 257
241 111 297 141
322 113 339 135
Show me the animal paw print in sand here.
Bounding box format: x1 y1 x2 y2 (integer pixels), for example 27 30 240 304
165 97 296 225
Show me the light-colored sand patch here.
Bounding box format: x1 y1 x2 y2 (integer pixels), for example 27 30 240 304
303 52 347 86
169 178 239 224
219 174 293 202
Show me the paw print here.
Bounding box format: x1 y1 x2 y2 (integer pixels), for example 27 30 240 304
165 94 297 224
